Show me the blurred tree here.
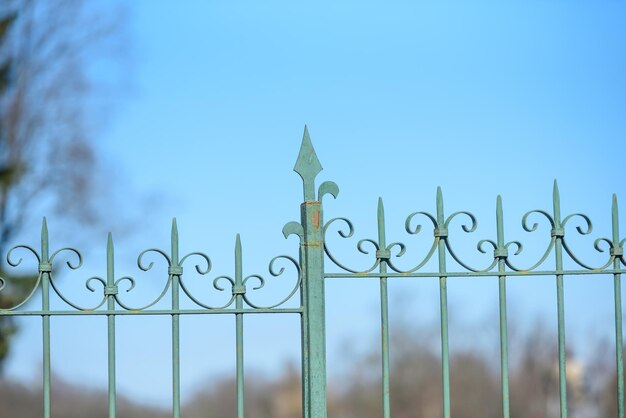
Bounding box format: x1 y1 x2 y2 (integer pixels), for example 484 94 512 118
0 374 170 418
0 11 19 365
0 322 616 417
0 0 128 368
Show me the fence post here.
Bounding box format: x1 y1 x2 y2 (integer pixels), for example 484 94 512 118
294 126 332 418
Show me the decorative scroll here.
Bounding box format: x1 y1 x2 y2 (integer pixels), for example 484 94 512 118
323 184 625 275
0 219 301 312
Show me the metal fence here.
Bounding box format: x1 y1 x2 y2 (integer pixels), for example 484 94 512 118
1 127 624 418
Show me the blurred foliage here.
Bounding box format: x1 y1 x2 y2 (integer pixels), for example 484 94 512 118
0 323 621 417
0 0 127 369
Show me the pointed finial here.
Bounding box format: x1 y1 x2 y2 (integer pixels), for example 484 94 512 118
41 217 49 261
107 232 114 284
436 187 445 224
496 195 504 245
235 234 242 283
377 197 387 248
612 194 620 243
294 125 323 201
171 218 179 264
553 179 559 197
552 179 561 224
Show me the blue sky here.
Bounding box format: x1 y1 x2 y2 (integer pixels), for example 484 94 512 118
5 0 626 408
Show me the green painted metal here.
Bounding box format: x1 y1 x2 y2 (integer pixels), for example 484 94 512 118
614 195 625 418
170 219 181 418
294 126 330 418
436 187 451 418
496 196 510 418
107 233 117 418
553 181 568 418
377 198 391 418
41 218 51 418
0 126 624 418
235 234 245 418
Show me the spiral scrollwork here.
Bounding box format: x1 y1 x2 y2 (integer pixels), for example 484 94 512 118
442 211 498 272
180 274 235 310
175 253 300 310
558 213 615 270
505 210 556 271
46 249 106 311
242 255 301 309
386 211 438 273
0 245 43 310
323 217 381 273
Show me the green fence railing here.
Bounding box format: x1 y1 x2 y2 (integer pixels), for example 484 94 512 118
1 126 624 418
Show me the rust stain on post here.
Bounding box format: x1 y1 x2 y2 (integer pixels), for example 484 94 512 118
311 210 320 229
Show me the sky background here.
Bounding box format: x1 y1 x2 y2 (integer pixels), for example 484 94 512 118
4 0 626 409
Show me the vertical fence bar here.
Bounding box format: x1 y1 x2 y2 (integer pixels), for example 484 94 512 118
495 197 510 418
552 181 568 418
40 219 52 418
436 187 451 418
613 195 625 418
294 127 328 418
235 235 245 418
377 198 391 418
106 233 117 418
171 219 181 418
300 245 310 418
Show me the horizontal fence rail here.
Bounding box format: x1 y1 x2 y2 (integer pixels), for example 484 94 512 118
0 126 624 418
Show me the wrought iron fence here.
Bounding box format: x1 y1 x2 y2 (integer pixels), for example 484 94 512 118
1 126 624 418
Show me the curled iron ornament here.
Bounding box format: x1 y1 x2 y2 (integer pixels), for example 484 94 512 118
0 245 43 310
177 255 300 310
45 248 97 311
1 245 89 311
181 274 236 310
133 249 215 310
110 248 175 311
441 211 498 272
323 217 381 273
242 255 301 309
385 211 439 273
323 211 443 274
560 213 614 270
176 252 244 310
506 210 556 271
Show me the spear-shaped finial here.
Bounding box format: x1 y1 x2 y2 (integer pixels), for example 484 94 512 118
107 232 114 285
235 234 242 283
612 194 620 244
496 195 504 247
436 186 445 225
41 217 49 262
377 197 387 249
553 179 561 225
293 125 323 201
171 218 179 265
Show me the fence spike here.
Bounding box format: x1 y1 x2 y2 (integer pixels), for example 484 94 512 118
171 218 179 265
41 217 49 261
107 232 114 285
553 180 561 225
496 195 504 246
436 187 444 224
613 195 620 243
294 125 323 201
